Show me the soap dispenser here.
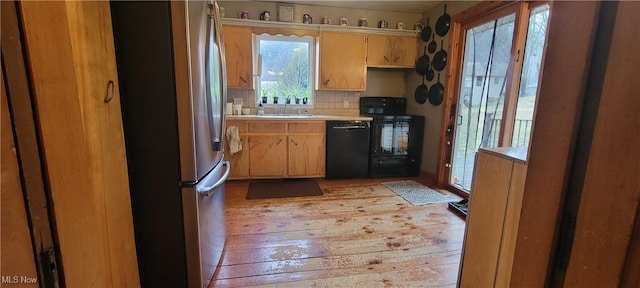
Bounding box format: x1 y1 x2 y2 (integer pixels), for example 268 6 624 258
258 102 264 115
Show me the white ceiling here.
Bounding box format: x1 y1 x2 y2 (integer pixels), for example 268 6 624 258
274 1 442 14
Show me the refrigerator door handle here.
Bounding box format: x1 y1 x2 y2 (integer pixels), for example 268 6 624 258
205 7 222 151
213 1 228 151
197 161 230 197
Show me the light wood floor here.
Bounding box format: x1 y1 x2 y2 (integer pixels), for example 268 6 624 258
211 178 466 287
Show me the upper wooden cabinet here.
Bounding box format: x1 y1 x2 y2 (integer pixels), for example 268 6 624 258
367 35 417 68
222 25 253 89
221 20 419 91
317 32 367 91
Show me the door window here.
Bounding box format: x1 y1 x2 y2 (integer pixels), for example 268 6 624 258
512 5 550 146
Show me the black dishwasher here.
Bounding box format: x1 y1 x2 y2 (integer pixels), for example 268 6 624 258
326 121 370 179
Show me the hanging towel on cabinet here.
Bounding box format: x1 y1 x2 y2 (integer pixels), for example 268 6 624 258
225 126 242 154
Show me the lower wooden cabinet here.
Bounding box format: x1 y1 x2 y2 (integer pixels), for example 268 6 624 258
248 135 287 177
458 147 528 287
224 120 326 179
288 134 325 177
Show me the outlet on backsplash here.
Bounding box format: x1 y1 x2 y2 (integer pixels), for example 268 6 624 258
343 100 349 109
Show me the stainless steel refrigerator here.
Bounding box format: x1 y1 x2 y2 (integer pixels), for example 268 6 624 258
110 1 228 287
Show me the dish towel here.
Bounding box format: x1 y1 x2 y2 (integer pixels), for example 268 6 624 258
225 126 242 155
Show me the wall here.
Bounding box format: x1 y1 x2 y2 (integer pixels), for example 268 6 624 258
406 1 479 175
364 69 408 97
221 1 419 116
229 69 408 116
228 89 362 116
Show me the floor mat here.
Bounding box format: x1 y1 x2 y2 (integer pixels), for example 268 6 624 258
382 180 453 205
246 179 323 200
448 199 469 219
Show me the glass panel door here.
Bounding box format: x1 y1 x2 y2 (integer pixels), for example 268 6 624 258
512 4 550 146
450 14 516 191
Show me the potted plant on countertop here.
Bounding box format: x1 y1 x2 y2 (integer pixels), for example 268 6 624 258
291 86 302 104
284 87 293 104
301 90 310 105
261 89 268 104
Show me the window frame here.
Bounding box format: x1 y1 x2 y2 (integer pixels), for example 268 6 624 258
253 33 315 108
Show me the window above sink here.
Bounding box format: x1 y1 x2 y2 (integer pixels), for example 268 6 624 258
254 34 315 107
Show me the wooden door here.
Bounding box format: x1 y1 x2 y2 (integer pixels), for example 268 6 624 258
366 34 392 67
288 134 325 177
19 1 139 286
391 36 417 67
222 25 253 89
318 32 367 91
248 135 287 177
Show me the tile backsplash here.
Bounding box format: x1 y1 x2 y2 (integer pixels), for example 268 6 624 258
227 89 361 116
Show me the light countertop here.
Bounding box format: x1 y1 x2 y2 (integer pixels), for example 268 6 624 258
227 114 373 121
479 146 528 163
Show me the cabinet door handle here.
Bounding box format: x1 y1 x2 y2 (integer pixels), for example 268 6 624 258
323 79 330 85
240 76 248 83
394 56 401 62
104 80 115 103
290 139 298 145
384 56 390 63
276 138 282 145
